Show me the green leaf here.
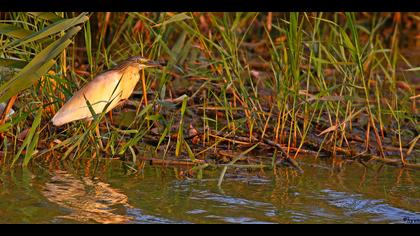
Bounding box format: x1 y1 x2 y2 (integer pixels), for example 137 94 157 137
153 13 191 28
11 108 42 167
0 59 56 104
146 114 163 121
23 131 40 166
180 95 189 115
138 103 153 118
156 100 178 109
156 125 170 150
84 20 93 76
27 12 63 22
62 133 87 160
0 57 28 69
9 12 88 48
83 94 98 120
0 25 82 103
175 96 189 157
184 141 196 161
0 122 12 133
341 29 355 53
172 31 187 58
0 23 34 39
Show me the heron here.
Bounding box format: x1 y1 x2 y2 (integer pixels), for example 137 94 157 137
51 56 165 150
52 56 164 126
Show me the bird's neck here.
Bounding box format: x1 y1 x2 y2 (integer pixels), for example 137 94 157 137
122 66 141 82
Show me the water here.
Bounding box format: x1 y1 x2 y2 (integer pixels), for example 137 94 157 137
0 156 419 224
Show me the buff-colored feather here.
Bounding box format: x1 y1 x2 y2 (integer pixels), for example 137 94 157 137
52 57 163 126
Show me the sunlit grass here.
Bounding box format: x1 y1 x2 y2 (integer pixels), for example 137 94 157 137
0 12 418 174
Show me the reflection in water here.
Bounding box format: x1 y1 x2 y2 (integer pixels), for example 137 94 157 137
42 170 132 224
1 155 419 223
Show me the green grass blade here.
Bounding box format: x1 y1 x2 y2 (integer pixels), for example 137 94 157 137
0 57 28 69
11 108 42 167
153 13 191 28
0 23 34 39
0 25 82 103
9 13 88 48
23 131 40 166
27 12 62 22
175 96 188 157
84 19 93 77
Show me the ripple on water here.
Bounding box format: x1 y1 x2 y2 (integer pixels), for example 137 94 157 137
320 189 420 223
186 189 278 223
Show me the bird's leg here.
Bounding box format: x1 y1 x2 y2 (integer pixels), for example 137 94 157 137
141 69 148 106
88 120 104 151
108 99 128 125
95 124 104 151
109 110 114 124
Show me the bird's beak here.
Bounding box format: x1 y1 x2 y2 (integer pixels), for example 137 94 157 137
144 59 167 68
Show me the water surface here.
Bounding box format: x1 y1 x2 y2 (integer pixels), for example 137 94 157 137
0 156 419 224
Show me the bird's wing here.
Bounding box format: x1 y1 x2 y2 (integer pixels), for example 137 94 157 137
52 71 124 126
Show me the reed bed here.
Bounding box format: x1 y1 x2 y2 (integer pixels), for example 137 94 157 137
0 13 419 181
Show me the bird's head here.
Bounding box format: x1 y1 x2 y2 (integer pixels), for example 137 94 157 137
125 56 166 70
